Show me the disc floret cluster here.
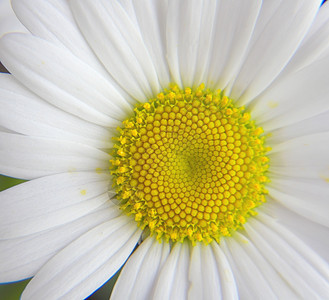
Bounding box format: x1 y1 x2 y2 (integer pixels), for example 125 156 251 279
111 84 270 244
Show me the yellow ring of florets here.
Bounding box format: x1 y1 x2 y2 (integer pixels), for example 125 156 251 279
111 84 270 244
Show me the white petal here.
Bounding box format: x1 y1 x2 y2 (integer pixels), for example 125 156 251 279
0 0 28 37
151 242 190 300
188 243 211 300
245 214 329 298
132 0 171 89
221 237 277 299
0 73 112 149
189 242 238 300
117 0 139 25
211 242 239 300
268 109 329 144
0 132 110 180
11 0 112 78
269 132 329 180
235 232 297 298
21 216 141 300
230 0 322 103
262 199 329 262
0 33 132 126
0 172 116 238
268 178 329 228
70 0 161 101
206 0 262 91
0 126 15 134
111 236 170 300
166 0 218 88
0 204 115 282
280 1 329 75
218 239 253 299
251 54 329 131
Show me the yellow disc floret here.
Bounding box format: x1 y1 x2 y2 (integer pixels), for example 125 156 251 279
111 84 270 244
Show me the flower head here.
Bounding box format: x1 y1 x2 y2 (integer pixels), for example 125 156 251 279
0 0 329 299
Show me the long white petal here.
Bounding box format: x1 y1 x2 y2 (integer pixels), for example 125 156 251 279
166 0 262 90
166 0 214 88
189 243 221 300
221 236 277 299
268 178 329 228
0 172 116 238
132 0 171 89
236 232 298 298
245 214 329 298
211 243 239 300
0 204 114 282
151 242 190 300
230 0 322 103
0 0 27 37
0 132 110 179
261 199 329 262
189 242 238 300
0 33 132 126
251 55 329 131
0 73 113 149
206 0 262 91
268 109 329 144
21 216 141 300
280 1 329 75
11 0 110 78
70 0 161 101
269 132 329 180
111 236 170 300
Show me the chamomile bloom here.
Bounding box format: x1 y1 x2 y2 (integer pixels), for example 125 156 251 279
1 0 329 299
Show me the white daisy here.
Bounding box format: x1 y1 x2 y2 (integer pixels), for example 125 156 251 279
1 0 329 299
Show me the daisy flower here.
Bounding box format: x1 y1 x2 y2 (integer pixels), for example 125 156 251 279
1 0 329 299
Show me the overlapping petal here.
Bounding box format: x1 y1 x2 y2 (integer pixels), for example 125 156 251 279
245 213 329 298
0 33 132 127
11 0 110 78
0 0 28 37
0 204 115 282
230 0 322 103
0 74 113 149
69 0 162 101
269 132 329 180
189 242 238 300
21 216 141 300
151 242 190 300
0 132 110 179
0 172 115 238
251 55 329 131
166 0 262 90
111 236 170 300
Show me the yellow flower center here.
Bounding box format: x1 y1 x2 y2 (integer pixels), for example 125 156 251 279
111 84 270 244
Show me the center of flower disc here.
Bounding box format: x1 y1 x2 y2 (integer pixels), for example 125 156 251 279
111 84 270 244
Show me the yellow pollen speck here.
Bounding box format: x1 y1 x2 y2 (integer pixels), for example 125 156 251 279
320 175 329 183
95 167 103 174
80 189 87 195
110 84 270 245
268 101 279 108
